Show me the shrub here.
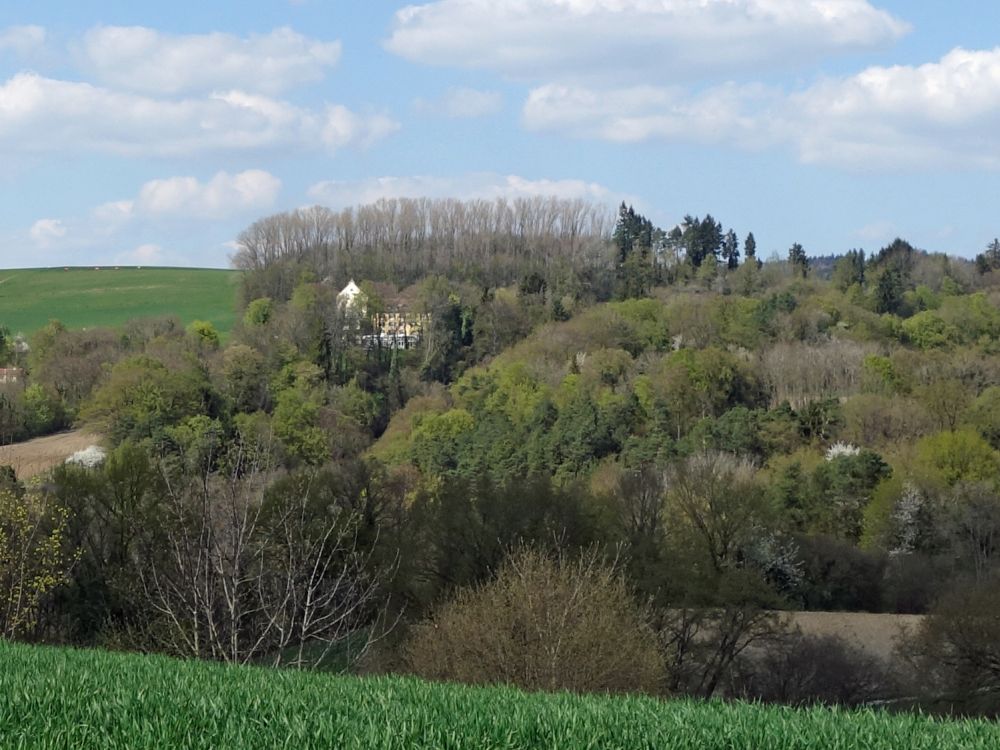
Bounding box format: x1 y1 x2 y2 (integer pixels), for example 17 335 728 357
404 547 662 695
731 633 894 707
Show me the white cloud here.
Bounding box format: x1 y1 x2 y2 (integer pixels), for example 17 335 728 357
29 218 67 247
92 170 282 224
307 172 628 208
790 47 1000 169
93 200 135 226
134 170 282 220
0 25 46 57
0 73 399 157
386 0 909 83
522 47 1000 170
79 26 341 95
118 243 164 265
523 82 778 147
415 87 503 118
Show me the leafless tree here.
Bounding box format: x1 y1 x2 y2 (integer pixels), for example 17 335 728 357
231 198 615 296
140 443 390 669
759 340 875 409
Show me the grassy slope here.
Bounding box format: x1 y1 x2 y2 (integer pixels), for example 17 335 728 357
0 267 240 337
1 642 998 749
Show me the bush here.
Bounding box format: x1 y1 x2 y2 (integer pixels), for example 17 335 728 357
731 633 894 707
404 547 662 695
903 582 1000 713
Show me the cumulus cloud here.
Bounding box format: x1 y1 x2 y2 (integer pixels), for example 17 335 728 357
137 170 282 219
0 25 46 57
79 26 341 95
307 172 627 208
415 87 504 118
386 0 909 83
522 47 1000 169
29 218 67 247
94 170 282 222
789 47 1000 168
0 73 399 157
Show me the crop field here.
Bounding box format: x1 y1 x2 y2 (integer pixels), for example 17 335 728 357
0 429 101 479
2 642 999 749
0 267 240 337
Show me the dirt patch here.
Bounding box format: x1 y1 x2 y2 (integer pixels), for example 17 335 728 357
0 430 103 480
787 611 924 662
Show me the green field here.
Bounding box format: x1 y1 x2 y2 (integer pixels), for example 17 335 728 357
1 642 997 749
0 267 240 337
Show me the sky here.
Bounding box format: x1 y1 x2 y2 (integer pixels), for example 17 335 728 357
2 0 1000 269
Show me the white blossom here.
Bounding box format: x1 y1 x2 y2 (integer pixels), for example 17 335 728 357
825 442 861 461
66 445 107 469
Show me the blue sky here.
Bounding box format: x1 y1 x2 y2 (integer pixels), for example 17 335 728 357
2 0 1000 268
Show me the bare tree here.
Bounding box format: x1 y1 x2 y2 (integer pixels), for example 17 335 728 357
231 197 616 297
141 444 390 669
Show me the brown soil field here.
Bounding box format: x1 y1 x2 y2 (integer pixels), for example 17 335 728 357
0 430 103 480
787 611 924 662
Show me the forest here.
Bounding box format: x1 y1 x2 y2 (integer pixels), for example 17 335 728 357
3 196 1000 713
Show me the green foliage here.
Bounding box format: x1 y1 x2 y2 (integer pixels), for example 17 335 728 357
186 320 220 349
971 387 1000 449
832 250 865 292
272 388 329 467
410 409 476 477
902 311 960 349
222 344 267 413
810 451 892 541
861 355 899 395
243 297 274 328
916 430 999 486
0 489 73 638
81 355 216 445
21 383 62 436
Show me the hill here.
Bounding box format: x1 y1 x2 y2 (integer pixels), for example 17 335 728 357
1 642 997 749
0 267 240 337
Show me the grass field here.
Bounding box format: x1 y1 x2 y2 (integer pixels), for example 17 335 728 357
0 266 240 337
1 642 998 749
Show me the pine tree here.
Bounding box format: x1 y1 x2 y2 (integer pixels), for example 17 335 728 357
788 243 809 278
722 229 740 270
613 203 654 299
975 238 1000 274
744 232 761 269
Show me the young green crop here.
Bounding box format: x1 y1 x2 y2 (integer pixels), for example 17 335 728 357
1 641 999 749
0 267 239 337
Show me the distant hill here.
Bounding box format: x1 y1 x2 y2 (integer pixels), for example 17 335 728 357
0 267 240 337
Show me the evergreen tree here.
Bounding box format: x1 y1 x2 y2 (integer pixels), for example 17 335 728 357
744 232 761 269
682 215 723 269
614 203 654 299
974 238 1000 274
832 249 865 291
788 243 809 278
721 229 740 270
873 268 904 314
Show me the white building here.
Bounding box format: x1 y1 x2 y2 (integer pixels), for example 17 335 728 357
337 280 365 312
